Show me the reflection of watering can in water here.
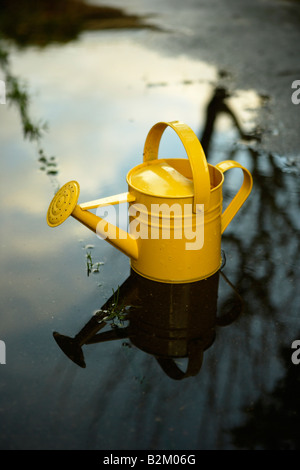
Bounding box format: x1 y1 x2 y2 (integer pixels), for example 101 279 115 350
53 269 242 379
47 121 253 283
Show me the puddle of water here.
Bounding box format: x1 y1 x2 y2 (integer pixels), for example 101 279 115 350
0 7 300 451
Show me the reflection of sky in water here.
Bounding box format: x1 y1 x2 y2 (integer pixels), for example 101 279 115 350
1 26 299 450
4 33 218 193
0 32 261 218
0 31 223 337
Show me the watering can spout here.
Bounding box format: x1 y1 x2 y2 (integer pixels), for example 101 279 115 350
46 181 139 260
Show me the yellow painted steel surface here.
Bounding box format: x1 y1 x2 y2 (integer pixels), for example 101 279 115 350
46 120 253 283
128 160 194 198
47 181 80 227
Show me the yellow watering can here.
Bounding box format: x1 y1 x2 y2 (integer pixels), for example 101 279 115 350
47 121 253 283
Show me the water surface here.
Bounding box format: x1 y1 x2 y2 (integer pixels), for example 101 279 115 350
0 1 299 451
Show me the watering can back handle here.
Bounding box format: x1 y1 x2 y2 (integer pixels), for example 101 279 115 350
143 121 211 212
155 339 204 380
215 160 253 233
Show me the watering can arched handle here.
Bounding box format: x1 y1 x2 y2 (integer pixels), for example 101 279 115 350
215 160 253 234
143 121 211 212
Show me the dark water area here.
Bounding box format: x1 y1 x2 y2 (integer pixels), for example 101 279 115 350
0 0 299 451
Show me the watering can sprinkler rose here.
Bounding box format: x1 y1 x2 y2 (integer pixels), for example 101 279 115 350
47 121 253 283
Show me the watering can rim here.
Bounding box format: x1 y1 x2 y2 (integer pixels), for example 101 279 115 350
126 158 225 200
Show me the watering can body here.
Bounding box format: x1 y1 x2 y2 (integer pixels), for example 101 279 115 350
47 121 253 283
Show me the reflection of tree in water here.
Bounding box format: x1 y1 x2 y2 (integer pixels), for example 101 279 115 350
0 41 60 190
0 0 155 47
200 86 262 157
0 0 157 191
231 345 300 450
201 84 300 309
202 86 300 449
